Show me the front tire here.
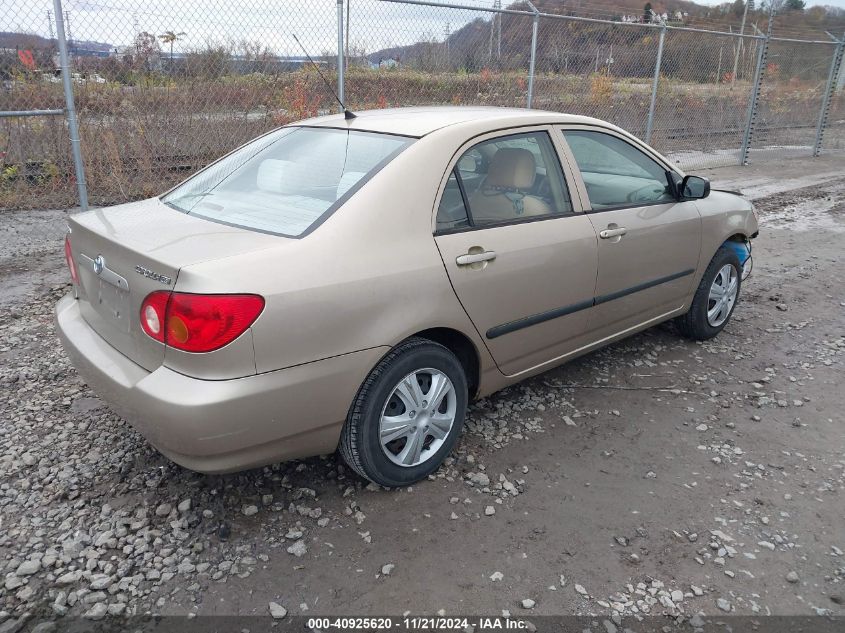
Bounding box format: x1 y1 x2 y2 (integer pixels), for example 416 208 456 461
676 245 742 341
339 337 468 487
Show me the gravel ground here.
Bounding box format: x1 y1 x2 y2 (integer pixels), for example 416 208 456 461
0 156 843 629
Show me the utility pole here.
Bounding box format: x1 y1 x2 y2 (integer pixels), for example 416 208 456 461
345 0 350 69
444 21 450 67
493 0 502 61
732 0 750 86
46 10 54 41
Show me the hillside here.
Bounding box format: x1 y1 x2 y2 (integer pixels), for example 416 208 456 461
369 0 845 68
0 32 111 53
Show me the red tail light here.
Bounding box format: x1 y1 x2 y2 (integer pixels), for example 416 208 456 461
140 291 264 353
64 235 78 285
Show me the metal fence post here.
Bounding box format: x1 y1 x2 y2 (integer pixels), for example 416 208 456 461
740 33 768 166
526 1 539 108
645 26 666 145
53 0 88 211
740 9 774 166
813 33 845 157
337 0 345 110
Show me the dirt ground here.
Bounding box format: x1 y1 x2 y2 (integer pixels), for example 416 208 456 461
0 154 843 629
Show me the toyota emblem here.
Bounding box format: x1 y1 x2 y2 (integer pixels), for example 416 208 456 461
93 255 105 275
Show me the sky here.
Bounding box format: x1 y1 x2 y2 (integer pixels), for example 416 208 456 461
5 0 845 52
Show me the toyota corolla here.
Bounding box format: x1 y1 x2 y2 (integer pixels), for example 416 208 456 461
57 107 758 487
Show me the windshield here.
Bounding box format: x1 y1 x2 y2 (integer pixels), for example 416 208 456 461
162 127 413 237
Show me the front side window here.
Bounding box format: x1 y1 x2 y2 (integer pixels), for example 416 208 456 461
436 131 573 230
562 130 675 210
163 127 413 237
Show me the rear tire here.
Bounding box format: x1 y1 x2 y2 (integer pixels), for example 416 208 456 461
339 337 468 488
676 245 742 341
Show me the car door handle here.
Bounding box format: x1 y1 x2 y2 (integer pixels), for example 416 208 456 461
599 227 628 239
456 251 497 266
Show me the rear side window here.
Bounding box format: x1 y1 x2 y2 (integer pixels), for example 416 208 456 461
562 130 674 209
163 127 413 237
436 172 470 232
436 131 573 231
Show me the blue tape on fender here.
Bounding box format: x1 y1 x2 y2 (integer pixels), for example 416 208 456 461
725 240 750 265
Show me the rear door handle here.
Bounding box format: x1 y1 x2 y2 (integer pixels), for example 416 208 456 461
456 251 497 266
599 227 627 239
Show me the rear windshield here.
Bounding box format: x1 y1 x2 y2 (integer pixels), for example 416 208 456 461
162 127 413 237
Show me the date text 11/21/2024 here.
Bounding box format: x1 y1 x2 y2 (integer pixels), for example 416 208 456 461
305 617 530 630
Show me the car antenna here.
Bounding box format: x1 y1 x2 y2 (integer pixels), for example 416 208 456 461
292 34 356 120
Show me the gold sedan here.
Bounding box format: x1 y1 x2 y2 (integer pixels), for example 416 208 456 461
57 107 758 486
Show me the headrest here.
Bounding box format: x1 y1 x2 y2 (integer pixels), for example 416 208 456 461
485 147 536 190
256 159 294 193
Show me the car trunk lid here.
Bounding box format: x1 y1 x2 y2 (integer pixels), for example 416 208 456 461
67 198 281 372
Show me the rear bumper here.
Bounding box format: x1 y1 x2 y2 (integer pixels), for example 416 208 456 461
56 294 387 473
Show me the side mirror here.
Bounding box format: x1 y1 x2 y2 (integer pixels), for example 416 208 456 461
681 175 710 200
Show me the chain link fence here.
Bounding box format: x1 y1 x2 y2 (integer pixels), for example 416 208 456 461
754 36 841 160
2 0 844 211
346 1 534 109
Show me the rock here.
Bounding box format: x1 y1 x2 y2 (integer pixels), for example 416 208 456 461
242 505 258 517
381 564 395 576
484 506 495 516
269 602 287 619
16 559 41 576
521 599 535 609
83 602 108 620
177 499 192 513
716 598 732 612
286 540 307 557
89 574 111 590
155 503 172 517
490 571 504 582
786 571 799 583
575 584 588 596
107 603 126 616
470 473 490 487
671 590 684 603
55 570 82 585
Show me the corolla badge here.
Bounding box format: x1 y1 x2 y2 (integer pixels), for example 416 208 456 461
93 255 105 275
135 265 173 286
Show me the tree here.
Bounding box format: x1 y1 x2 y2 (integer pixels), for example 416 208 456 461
133 31 161 72
765 0 805 13
159 30 186 73
644 2 653 23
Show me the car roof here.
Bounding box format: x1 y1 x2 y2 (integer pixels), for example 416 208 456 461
297 106 614 138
